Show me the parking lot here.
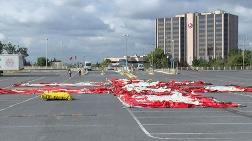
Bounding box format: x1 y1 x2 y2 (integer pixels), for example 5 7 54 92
0 70 252 140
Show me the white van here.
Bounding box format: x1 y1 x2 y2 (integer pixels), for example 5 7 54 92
137 63 144 71
84 61 92 71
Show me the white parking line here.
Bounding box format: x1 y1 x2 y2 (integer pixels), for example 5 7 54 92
125 107 230 140
0 79 9 82
62 72 79 83
0 76 48 112
152 131 252 135
3 77 45 89
143 122 252 126
0 124 112 128
0 95 39 112
235 102 252 104
125 107 151 137
228 92 252 98
137 115 241 119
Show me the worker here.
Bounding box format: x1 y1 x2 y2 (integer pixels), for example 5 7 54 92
68 69 72 77
78 69 81 76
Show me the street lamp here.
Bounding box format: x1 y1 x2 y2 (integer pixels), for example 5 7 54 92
123 34 129 71
45 38 48 68
243 35 247 70
169 40 174 69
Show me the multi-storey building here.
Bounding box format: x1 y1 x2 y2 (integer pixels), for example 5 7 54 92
156 10 238 65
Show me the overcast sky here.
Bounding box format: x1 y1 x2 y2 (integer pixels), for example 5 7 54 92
0 0 251 63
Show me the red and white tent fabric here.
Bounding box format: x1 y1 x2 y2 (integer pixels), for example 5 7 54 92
0 79 251 108
0 87 111 95
14 82 105 87
111 79 242 108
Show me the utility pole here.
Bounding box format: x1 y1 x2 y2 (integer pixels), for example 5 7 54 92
152 43 155 73
243 35 247 70
60 41 63 69
172 40 174 69
46 38 48 68
123 34 129 71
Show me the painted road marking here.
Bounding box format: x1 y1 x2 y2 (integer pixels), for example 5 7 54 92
137 115 241 119
0 96 39 112
124 106 230 140
143 122 252 126
0 79 9 82
152 131 252 135
3 77 45 89
62 72 79 83
0 124 112 128
228 92 252 98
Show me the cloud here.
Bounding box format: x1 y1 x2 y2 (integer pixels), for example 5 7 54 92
0 33 6 41
82 4 96 13
0 0 251 63
21 37 33 47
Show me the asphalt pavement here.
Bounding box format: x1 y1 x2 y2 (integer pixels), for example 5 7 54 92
0 70 252 141
134 70 252 140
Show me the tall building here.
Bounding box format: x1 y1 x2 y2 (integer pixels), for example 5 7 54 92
156 10 238 65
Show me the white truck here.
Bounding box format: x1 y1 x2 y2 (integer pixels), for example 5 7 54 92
84 61 92 71
0 54 24 75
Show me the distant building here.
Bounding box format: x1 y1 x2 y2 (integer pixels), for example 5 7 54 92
50 60 64 69
105 55 147 67
156 10 238 65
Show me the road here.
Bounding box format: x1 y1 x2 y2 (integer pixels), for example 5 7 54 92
0 70 252 141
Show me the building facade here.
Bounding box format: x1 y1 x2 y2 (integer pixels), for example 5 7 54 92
156 10 238 65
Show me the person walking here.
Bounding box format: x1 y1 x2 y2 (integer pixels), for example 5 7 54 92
78 69 81 76
68 69 72 77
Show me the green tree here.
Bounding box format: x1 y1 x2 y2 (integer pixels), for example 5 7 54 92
227 49 242 66
147 48 167 68
3 42 17 54
244 50 252 66
16 47 29 57
192 58 208 67
37 57 49 66
0 41 4 54
208 57 225 67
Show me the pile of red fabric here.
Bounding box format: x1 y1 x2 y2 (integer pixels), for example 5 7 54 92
0 87 111 94
111 79 241 108
0 79 251 108
14 82 105 87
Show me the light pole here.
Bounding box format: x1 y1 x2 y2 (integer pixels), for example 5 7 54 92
171 40 174 69
243 35 247 70
151 43 155 72
123 34 129 71
46 38 48 68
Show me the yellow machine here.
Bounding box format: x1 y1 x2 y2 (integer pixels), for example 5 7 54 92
41 91 72 101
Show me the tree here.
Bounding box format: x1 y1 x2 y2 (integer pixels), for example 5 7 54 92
208 57 225 67
0 41 4 54
227 48 242 66
147 48 167 68
16 47 29 57
244 50 252 66
37 57 49 66
3 42 17 54
192 58 208 67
